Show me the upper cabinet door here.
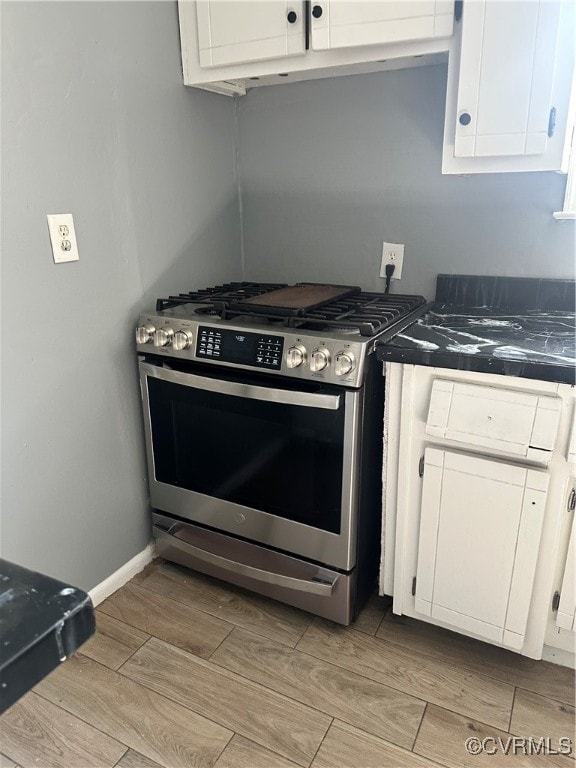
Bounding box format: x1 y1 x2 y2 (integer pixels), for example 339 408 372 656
196 1 306 68
455 1 562 158
443 0 575 173
415 448 548 650
310 1 453 50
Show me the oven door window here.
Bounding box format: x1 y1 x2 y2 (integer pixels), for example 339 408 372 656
147 376 345 534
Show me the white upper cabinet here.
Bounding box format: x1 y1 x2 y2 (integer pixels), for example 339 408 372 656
443 0 575 173
310 1 453 51
455 1 561 158
179 0 454 95
195 1 306 68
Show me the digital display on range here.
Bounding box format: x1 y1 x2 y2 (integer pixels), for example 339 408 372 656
196 326 284 370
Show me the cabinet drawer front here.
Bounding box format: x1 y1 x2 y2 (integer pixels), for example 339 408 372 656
426 379 561 462
415 448 548 650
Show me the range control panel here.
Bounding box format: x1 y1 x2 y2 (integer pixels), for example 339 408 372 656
135 312 368 387
196 326 284 370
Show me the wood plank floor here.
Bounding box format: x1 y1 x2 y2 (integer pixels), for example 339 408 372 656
1 558 574 768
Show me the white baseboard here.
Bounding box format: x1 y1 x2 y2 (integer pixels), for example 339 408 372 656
542 644 576 669
89 541 156 607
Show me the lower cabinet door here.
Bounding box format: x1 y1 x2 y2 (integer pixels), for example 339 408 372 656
556 514 576 632
415 448 548 650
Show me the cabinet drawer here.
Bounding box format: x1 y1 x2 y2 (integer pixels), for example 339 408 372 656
426 379 561 462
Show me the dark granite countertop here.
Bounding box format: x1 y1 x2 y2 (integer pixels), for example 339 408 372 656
0 559 95 713
377 276 576 384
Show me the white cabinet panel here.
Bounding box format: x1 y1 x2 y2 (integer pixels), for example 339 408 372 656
556 513 576 632
196 0 306 68
386 365 572 659
311 0 453 51
426 379 561 462
568 407 576 465
443 0 575 173
415 448 548 649
454 1 561 158
180 0 454 94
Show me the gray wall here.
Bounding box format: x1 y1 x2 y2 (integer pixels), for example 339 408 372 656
1 1 241 590
237 66 575 298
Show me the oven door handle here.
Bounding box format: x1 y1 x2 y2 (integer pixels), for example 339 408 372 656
153 523 338 597
141 361 341 410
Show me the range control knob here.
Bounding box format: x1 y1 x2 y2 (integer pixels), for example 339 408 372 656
335 351 356 376
310 347 331 373
173 329 194 351
286 344 307 369
153 327 174 347
135 324 155 345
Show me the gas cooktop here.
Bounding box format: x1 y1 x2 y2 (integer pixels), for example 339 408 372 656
154 281 426 337
136 282 427 387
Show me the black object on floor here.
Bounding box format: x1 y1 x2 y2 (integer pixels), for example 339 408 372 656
0 558 95 714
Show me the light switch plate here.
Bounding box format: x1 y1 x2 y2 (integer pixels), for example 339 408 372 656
47 213 79 263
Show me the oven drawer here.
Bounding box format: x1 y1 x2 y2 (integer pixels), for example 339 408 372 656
152 513 358 624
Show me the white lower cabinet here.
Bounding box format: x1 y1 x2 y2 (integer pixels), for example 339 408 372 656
415 448 548 650
383 363 575 661
556 511 576 632
545 472 576 659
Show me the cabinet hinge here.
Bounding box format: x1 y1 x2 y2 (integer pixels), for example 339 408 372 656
552 591 561 611
454 0 463 22
548 107 557 138
418 456 425 477
411 577 417 596
568 488 576 512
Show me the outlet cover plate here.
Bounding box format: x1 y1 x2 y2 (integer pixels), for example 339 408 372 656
47 213 79 263
380 241 404 279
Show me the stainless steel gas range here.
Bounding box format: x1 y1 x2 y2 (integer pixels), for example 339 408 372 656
135 282 426 624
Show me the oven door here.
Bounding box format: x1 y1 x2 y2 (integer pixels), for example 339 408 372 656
139 359 362 571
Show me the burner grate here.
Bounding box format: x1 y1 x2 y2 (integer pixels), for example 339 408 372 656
299 292 427 336
154 283 426 338
155 282 287 311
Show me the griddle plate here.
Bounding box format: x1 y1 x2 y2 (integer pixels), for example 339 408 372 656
232 283 360 315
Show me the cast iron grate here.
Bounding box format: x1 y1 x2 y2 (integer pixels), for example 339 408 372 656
155 283 426 338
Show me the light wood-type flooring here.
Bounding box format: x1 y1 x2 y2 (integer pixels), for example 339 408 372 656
1 558 574 768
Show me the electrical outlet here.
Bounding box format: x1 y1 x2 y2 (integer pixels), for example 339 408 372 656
380 241 404 279
47 213 79 263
